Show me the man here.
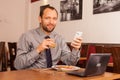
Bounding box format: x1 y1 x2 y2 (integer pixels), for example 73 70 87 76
14 5 82 69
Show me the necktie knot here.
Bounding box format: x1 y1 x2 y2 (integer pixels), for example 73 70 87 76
45 36 50 39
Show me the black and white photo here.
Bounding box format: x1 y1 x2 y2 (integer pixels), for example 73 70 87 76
60 0 82 21
93 0 120 14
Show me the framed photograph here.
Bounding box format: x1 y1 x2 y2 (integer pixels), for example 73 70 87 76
93 0 120 14
60 0 82 21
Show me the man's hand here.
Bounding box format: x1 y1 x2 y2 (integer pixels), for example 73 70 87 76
71 37 82 50
36 38 55 53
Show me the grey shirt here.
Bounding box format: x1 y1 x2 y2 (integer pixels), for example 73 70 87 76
14 27 80 69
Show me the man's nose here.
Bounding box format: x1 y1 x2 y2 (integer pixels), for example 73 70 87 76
49 18 55 24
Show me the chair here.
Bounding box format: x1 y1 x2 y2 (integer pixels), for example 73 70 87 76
80 44 89 57
111 47 120 73
0 42 8 71
95 45 104 53
103 46 113 63
86 44 96 60
95 45 114 72
77 44 89 68
0 42 3 71
8 42 17 70
95 45 113 63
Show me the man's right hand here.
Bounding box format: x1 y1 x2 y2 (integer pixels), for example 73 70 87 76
36 38 55 53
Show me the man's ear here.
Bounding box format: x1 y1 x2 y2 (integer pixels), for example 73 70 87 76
38 16 41 23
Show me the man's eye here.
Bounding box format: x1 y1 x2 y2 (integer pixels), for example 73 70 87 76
45 17 50 19
53 18 57 20
44 17 57 20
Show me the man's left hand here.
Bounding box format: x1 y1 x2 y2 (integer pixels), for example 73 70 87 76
71 37 82 50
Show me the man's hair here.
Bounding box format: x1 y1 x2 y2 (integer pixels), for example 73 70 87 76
39 5 58 17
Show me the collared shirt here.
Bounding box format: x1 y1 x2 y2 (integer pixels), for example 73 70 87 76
14 27 80 69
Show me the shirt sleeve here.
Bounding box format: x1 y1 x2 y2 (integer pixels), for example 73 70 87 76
14 33 40 69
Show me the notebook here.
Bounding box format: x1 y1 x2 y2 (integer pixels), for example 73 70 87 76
66 53 111 77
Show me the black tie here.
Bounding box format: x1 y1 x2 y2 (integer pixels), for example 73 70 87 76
45 36 53 68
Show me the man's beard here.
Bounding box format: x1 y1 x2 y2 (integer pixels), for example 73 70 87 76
42 25 55 33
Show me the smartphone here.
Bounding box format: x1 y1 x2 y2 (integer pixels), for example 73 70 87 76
74 31 83 40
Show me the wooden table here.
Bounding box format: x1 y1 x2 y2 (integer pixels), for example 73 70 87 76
0 68 120 80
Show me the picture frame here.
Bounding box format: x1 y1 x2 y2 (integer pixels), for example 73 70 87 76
31 0 39 3
93 0 120 14
60 0 82 21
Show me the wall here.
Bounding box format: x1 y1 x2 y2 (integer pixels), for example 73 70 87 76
0 0 29 42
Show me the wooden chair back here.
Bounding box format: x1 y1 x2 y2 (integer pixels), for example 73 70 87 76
0 42 8 71
80 44 89 57
95 45 104 53
86 44 96 60
111 47 120 73
8 42 17 70
0 42 3 71
95 45 113 63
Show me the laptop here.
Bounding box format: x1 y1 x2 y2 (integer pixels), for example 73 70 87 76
66 53 111 77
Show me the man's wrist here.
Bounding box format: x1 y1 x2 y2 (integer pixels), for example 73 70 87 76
36 47 42 54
